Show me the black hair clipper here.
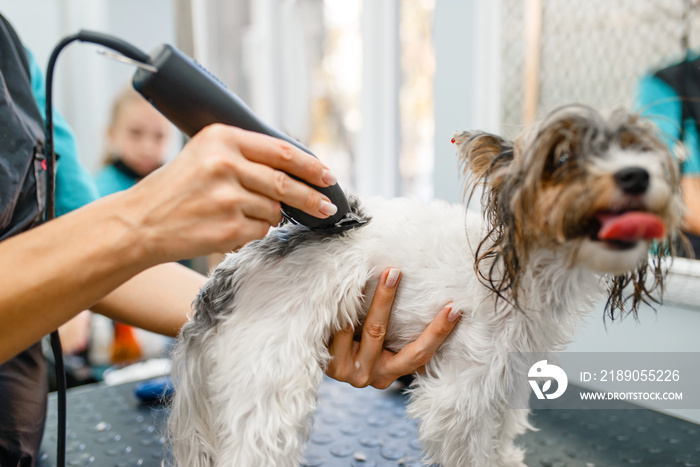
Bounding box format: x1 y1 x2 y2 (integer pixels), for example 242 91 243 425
132 44 365 233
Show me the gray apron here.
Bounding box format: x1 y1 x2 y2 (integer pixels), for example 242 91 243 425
0 13 51 467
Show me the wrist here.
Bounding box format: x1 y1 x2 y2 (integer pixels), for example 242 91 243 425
106 187 167 269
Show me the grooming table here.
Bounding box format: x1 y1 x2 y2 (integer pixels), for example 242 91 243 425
38 376 700 467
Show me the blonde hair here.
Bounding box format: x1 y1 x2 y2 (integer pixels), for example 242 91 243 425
101 86 150 166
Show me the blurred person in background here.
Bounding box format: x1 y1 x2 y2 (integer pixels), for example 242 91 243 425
635 3 700 257
95 87 174 196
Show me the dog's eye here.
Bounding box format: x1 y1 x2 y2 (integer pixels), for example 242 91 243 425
546 147 578 177
556 151 573 167
554 151 574 168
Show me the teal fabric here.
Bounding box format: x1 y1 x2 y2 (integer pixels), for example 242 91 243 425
94 164 138 197
27 49 98 216
636 70 700 175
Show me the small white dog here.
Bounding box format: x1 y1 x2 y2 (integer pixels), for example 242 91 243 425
168 105 683 466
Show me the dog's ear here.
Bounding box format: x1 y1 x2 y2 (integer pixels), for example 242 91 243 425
454 131 514 188
455 131 523 311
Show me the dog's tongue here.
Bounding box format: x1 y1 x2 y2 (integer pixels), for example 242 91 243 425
597 211 666 241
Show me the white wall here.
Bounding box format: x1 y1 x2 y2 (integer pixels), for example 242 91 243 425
432 0 476 204
0 0 177 174
433 0 501 206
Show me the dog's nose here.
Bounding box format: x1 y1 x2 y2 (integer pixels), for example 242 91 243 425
614 167 649 195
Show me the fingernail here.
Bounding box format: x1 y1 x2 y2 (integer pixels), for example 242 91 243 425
447 307 462 323
319 200 338 216
322 169 338 186
385 268 401 288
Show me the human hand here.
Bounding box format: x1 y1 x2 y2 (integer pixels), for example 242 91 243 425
326 268 461 389
121 124 339 264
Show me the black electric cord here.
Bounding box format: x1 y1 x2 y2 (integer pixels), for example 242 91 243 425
43 30 150 467
44 32 80 467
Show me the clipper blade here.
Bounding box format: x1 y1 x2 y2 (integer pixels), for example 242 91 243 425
281 211 369 234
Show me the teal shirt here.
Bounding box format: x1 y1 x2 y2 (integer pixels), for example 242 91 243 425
636 69 700 175
94 164 138 197
27 49 98 215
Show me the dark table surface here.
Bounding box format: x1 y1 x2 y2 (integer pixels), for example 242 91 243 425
39 376 700 467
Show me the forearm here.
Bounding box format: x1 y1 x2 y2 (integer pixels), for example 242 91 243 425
92 262 206 337
0 192 151 364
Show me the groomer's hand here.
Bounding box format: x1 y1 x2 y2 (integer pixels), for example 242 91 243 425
326 268 461 389
122 124 338 264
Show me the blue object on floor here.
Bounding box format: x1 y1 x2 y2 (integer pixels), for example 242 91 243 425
39 376 700 466
133 376 174 403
